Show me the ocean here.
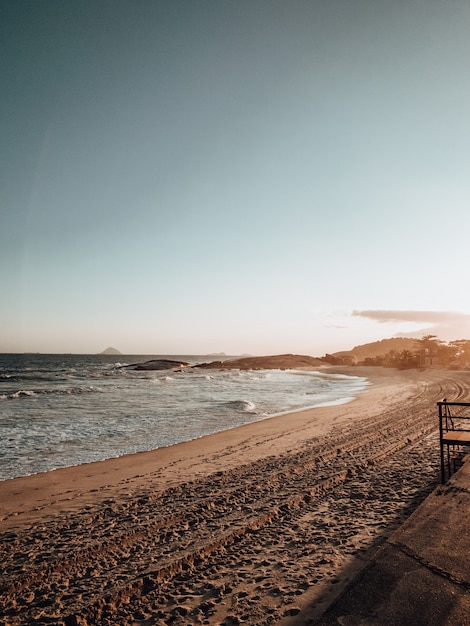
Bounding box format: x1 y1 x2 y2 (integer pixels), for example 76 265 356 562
0 354 369 481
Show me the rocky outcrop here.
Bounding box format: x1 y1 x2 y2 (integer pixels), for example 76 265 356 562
125 359 189 371
194 354 325 370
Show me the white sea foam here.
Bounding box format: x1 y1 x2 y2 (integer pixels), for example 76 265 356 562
10 389 36 399
224 400 256 412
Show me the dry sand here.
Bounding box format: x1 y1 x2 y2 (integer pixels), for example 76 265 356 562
1 366 469 625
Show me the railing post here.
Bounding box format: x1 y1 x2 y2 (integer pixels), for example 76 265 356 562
439 401 445 484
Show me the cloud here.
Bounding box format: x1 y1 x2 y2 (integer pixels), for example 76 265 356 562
352 310 470 340
352 310 470 324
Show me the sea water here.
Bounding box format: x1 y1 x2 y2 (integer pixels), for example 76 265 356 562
0 354 369 480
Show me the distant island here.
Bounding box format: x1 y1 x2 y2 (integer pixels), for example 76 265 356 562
99 347 122 355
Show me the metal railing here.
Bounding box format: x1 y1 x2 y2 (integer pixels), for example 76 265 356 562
438 400 470 483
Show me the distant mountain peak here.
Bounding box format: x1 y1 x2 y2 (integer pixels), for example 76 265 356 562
99 347 122 355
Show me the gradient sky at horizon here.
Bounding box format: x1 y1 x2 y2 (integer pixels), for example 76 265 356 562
2 0 470 355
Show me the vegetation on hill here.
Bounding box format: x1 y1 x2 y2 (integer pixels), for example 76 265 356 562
321 336 470 369
333 338 417 361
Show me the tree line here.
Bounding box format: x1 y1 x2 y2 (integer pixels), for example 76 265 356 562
322 336 470 369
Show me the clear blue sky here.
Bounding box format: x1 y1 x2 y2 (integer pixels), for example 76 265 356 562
2 0 470 355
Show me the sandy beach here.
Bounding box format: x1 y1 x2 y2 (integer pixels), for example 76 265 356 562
1 366 469 626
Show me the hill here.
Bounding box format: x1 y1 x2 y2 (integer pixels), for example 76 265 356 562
332 337 418 363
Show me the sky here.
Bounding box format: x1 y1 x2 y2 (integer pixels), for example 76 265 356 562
2 0 470 356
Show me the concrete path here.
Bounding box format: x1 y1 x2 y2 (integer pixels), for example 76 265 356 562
317 459 470 625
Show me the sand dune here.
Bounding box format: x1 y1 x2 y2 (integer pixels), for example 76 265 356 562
1 367 468 626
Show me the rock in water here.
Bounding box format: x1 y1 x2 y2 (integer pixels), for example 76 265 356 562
125 359 189 371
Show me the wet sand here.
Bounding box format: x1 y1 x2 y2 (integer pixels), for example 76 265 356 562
1 366 468 625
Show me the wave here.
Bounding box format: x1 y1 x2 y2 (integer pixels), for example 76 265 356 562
0 373 62 383
0 367 130 384
0 386 105 401
223 400 257 413
0 374 19 382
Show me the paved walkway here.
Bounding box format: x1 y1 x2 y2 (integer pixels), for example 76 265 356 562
317 458 470 625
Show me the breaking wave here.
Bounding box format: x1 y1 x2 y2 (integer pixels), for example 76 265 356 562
0 386 104 401
223 400 257 413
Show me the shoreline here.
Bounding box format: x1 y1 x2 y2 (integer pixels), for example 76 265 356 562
0 363 367 482
0 366 380 526
1 366 468 625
